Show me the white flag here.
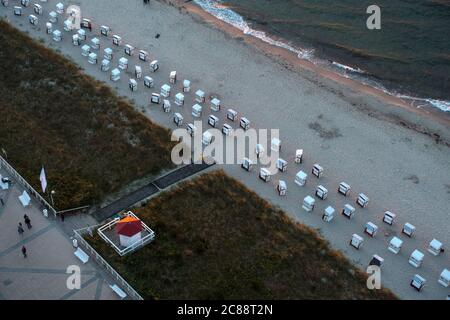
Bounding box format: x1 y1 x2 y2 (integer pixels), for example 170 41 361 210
40 166 47 193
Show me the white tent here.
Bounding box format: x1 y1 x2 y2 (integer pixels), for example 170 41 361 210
162 100 171 113
113 35 122 46
312 163 323 178
101 59 110 72
350 234 364 249
259 168 271 182
438 269 450 287
195 90 205 103
388 237 403 254
338 182 350 196
428 239 443 256
81 44 91 57
160 84 171 98
183 79 191 92
277 180 287 196
91 38 100 50
110 68 121 82
271 138 281 152
56 2 64 14
357 193 370 208
302 196 315 212
124 44 134 56
315 185 328 200
295 149 303 164
175 93 184 106
211 98 221 112
202 131 213 146
52 30 62 42
100 25 111 36
323 206 334 222
192 104 202 118
382 211 396 225
295 171 307 186
139 50 149 61
49 11 58 23
227 109 237 122
410 274 426 291
88 52 98 65
409 250 424 268
170 71 177 84
365 222 378 237
342 204 355 219
402 222 415 237
77 29 86 41
208 115 219 128
118 57 128 70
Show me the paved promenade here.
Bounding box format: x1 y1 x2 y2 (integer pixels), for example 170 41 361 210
0 168 118 300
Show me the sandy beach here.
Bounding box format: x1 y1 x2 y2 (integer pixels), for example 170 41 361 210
1 0 449 299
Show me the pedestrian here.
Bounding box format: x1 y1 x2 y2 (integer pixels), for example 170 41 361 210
60 212 65 222
21 246 27 258
0 197 4 206
24 214 32 229
18 223 24 236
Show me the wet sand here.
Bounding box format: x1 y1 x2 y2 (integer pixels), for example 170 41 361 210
1 0 449 299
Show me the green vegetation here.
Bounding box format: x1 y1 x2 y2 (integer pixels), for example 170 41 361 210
0 21 174 209
87 171 396 299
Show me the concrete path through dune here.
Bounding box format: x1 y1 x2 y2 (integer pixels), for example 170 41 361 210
93 163 213 222
1 1 449 300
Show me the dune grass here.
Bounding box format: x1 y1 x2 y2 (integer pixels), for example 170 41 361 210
0 21 174 209
87 171 396 299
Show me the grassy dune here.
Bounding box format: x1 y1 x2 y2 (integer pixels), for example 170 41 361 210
0 21 174 209
87 171 396 299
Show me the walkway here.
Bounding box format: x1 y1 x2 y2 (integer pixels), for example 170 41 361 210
0 167 119 300
93 162 213 222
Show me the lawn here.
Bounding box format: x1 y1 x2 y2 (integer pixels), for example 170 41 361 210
87 171 396 299
0 21 174 209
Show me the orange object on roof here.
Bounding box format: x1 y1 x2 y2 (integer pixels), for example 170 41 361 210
116 216 142 237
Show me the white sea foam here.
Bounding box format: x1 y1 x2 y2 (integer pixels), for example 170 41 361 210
193 0 313 59
193 0 450 113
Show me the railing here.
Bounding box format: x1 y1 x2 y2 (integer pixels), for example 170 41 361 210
0 155 57 217
56 205 90 215
73 226 144 300
97 211 156 256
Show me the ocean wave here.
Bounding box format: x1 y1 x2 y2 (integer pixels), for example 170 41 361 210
193 0 450 113
193 0 313 59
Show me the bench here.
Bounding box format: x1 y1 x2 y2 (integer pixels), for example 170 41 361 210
109 284 127 300
74 247 89 264
18 190 31 207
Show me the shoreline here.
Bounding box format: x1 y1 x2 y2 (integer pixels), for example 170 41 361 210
166 0 450 146
3 0 449 299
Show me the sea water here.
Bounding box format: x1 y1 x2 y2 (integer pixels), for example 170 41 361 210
194 0 450 112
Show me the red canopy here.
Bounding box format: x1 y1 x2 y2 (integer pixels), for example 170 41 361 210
116 216 142 237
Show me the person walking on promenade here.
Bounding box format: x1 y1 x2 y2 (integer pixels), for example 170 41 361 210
0 197 4 206
21 246 27 258
60 213 65 222
18 223 24 236
24 214 32 229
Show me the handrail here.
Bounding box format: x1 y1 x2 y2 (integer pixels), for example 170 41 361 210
73 226 144 300
0 155 57 217
56 205 90 215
